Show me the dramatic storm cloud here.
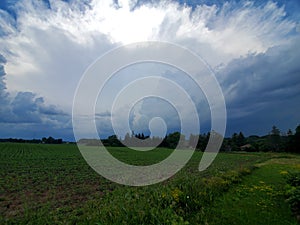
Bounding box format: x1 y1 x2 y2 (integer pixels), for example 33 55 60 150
219 37 300 135
0 54 72 139
0 0 299 140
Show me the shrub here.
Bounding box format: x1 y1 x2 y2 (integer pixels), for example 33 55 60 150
284 172 300 219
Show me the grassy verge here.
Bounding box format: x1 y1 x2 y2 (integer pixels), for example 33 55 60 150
202 156 300 225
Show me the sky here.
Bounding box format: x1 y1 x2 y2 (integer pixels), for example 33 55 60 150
0 0 299 141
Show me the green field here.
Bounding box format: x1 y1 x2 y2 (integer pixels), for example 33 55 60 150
0 143 299 224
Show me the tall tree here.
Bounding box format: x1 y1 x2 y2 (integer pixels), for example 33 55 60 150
268 125 281 152
288 125 300 153
230 133 239 151
188 134 198 149
237 132 246 146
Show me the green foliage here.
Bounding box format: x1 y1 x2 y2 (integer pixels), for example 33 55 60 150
78 124 300 153
284 171 300 217
286 172 300 187
287 125 300 153
229 132 246 151
206 163 299 225
0 143 299 224
166 132 185 149
238 124 300 153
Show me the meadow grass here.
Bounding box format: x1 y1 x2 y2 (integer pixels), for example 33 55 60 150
203 162 299 225
0 143 299 224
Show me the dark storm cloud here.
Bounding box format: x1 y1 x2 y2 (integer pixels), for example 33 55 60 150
219 37 300 135
0 56 72 139
0 0 299 139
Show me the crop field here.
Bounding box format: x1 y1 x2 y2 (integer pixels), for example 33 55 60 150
0 143 299 224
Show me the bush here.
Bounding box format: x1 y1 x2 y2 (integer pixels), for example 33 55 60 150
285 172 300 219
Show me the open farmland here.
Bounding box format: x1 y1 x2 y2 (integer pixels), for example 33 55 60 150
0 143 299 224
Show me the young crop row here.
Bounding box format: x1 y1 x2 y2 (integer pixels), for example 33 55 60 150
0 143 271 224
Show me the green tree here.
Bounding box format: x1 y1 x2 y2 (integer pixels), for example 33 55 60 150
294 125 300 152
166 132 185 149
197 133 209 151
230 133 239 151
271 125 280 136
159 135 169 148
237 132 246 146
188 134 198 149
124 132 131 146
107 135 123 147
268 125 281 152
287 129 293 136
288 125 300 153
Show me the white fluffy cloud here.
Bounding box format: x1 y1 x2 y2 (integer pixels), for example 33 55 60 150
0 0 299 139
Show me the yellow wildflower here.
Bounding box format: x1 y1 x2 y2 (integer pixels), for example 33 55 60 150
171 188 183 202
280 170 288 175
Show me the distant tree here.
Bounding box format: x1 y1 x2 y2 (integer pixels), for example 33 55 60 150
107 135 123 147
209 130 225 152
159 135 169 148
134 133 148 140
159 132 186 149
237 132 246 146
197 133 209 151
166 132 181 149
188 134 198 149
230 133 240 151
294 125 300 152
271 125 280 136
288 125 300 153
151 136 163 147
220 138 232 152
47 136 55 144
40 136 63 144
287 129 293 136
124 132 131 146
93 123 300 152
42 137 47 143
268 125 282 152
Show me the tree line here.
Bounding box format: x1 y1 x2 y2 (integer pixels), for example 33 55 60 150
0 136 64 144
2 124 299 153
82 124 299 153
221 125 300 153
